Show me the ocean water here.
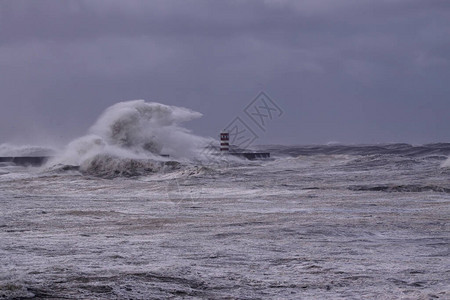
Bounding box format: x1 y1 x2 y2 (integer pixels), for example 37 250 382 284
1 143 449 299
1 101 449 299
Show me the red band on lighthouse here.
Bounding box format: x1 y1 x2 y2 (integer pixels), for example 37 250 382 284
220 131 229 151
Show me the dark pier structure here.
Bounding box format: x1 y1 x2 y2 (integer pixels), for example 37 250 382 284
0 157 50 166
229 152 270 160
0 130 271 167
220 131 270 160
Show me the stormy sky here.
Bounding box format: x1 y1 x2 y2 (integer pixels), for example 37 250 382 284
1 0 449 146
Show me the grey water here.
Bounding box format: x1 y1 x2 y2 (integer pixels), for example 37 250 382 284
1 144 449 299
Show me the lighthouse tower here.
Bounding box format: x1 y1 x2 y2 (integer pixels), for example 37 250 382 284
220 131 229 152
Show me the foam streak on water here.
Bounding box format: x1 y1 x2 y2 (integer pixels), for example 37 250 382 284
1 142 449 299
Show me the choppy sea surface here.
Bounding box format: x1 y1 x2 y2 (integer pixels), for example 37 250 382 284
1 144 449 299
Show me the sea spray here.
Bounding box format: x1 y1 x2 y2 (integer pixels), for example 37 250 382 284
47 100 215 176
88 100 208 158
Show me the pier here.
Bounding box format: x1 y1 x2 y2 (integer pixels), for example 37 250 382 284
220 131 270 160
229 152 270 160
0 156 50 166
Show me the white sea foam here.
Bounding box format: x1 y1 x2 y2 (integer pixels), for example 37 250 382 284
48 100 214 169
1 142 450 298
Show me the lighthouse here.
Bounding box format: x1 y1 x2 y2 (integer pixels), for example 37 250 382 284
220 131 229 152
218 130 270 160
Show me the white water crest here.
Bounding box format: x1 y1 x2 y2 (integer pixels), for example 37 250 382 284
49 100 213 169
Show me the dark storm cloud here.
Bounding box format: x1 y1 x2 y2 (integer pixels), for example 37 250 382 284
1 0 449 145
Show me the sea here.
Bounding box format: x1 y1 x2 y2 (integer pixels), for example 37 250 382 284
0 101 449 299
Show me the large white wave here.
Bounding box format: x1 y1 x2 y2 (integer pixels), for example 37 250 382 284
50 100 214 170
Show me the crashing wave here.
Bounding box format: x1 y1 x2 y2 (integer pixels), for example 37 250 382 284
47 100 216 176
79 154 182 178
88 100 208 158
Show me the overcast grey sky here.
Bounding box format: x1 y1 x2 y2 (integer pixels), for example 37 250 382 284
1 0 449 146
